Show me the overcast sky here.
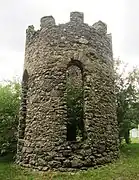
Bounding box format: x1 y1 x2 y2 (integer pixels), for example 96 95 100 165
0 0 138 81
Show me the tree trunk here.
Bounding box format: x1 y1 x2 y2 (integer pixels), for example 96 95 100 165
124 129 130 144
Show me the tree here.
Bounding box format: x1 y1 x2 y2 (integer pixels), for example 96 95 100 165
114 59 139 144
0 80 21 155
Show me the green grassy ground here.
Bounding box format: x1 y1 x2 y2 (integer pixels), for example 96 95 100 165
0 141 139 180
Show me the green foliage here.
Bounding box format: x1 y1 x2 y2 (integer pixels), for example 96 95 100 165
66 83 84 141
0 80 21 155
115 59 139 144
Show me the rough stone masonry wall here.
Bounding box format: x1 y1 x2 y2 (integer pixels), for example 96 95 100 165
16 12 119 171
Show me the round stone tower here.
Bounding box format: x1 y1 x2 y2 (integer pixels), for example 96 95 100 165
16 12 119 171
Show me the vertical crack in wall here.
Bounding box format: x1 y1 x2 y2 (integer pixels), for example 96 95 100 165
18 69 28 139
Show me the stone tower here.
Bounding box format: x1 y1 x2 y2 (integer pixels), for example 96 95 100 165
16 12 119 171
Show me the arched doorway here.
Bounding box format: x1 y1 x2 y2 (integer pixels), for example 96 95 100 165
66 60 86 141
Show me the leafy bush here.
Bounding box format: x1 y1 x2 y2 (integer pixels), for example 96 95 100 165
0 80 21 155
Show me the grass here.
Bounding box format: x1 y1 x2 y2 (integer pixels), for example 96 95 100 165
0 140 139 180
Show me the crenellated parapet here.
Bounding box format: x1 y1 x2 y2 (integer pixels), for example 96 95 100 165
40 16 55 28
25 12 109 40
70 12 84 23
25 12 113 62
26 12 109 36
26 25 36 44
92 21 107 35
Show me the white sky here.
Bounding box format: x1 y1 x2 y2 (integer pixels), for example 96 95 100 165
0 0 138 82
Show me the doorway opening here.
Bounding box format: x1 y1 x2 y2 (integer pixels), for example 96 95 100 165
66 60 86 142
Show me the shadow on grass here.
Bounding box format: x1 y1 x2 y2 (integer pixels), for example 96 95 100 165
0 153 15 163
